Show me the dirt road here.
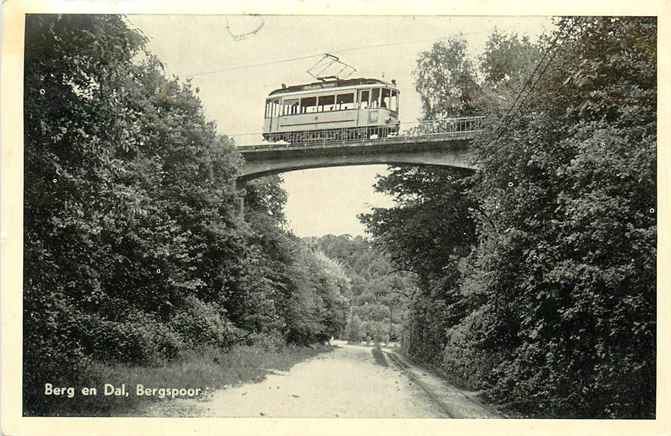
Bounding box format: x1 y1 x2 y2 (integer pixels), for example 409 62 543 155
143 343 500 418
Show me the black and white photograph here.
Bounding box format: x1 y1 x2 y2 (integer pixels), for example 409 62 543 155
0 1 665 432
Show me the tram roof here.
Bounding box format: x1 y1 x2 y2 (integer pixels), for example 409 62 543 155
268 78 393 96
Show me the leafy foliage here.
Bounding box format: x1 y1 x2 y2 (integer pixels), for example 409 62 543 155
23 15 354 416
414 36 481 117
283 245 350 343
309 234 414 343
362 18 656 418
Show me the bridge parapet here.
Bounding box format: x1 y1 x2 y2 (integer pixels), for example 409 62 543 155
237 115 485 152
402 115 485 136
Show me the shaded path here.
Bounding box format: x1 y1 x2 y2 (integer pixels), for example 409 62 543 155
143 343 499 418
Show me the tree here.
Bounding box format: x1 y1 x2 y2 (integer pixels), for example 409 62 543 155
23 14 306 415
345 315 363 343
362 18 656 418
414 35 482 119
477 29 541 115
311 234 415 343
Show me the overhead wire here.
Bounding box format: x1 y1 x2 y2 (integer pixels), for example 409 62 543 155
176 21 568 142
185 30 493 78
187 54 327 78
225 24 571 142
488 19 576 143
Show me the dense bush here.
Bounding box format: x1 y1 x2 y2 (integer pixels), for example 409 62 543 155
79 311 183 365
362 17 656 418
170 296 241 349
310 234 412 343
344 314 364 342
23 15 353 416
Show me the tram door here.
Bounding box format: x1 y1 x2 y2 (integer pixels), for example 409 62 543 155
267 99 280 134
368 88 381 123
357 89 372 127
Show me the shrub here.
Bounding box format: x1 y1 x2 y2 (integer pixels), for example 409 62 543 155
247 331 286 351
23 290 92 416
170 295 241 349
441 306 498 389
345 315 363 342
81 310 184 365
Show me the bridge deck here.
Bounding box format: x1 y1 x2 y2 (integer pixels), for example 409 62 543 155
238 129 483 155
236 116 486 179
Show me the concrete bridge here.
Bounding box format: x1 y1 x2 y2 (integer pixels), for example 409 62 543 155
237 116 484 181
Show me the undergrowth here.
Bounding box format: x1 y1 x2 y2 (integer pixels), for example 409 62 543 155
27 343 332 416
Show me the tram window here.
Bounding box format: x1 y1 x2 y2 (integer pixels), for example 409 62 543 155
336 93 355 110
381 88 391 109
283 98 299 115
358 90 370 109
273 100 280 117
318 95 335 112
371 88 381 108
265 101 270 118
389 90 398 112
302 97 317 113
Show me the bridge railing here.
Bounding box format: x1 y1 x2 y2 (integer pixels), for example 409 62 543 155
402 116 486 137
237 115 486 152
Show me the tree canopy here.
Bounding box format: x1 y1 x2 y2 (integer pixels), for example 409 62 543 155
362 18 656 418
23 14 356 416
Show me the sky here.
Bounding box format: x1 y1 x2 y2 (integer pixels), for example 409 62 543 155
128 15 553 237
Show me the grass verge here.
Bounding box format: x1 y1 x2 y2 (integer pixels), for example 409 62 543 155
371 345 388 367
31 343 332 416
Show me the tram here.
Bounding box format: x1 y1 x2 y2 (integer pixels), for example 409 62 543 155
262 77 400 144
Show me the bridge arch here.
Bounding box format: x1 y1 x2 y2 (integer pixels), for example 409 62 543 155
238 135 479 182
